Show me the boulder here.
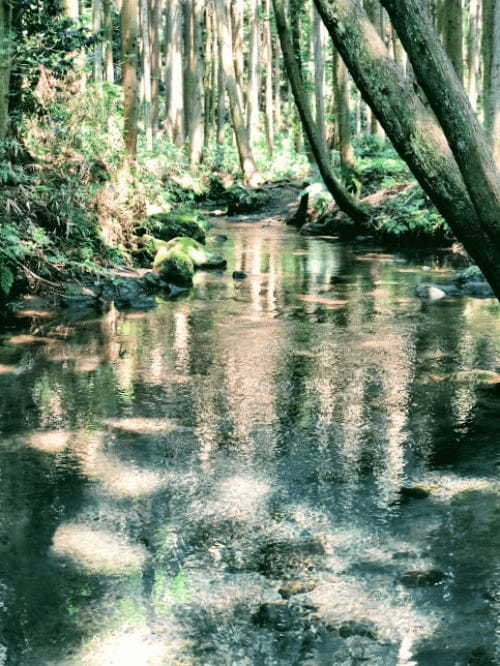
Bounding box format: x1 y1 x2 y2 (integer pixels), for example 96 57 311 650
151 236 226 286
147 212 207 244
462 281 494 299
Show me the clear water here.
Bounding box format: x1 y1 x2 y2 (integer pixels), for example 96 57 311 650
0 217 499 665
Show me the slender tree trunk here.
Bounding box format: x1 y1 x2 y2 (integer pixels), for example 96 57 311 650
273 0 371 224
313 0 500 299
203 5 216 151
140 0 153 150
121 0 140 159
332 49 355 172
365 1 385 137
231 0 245 100
466 0 481 110
149 0 161 135
273 34 283 132
63 0 80 19
441 0 464 82
183 0 204 164
164 0 183 146
93 0 103 83
215 18 226 166
491 0 500 164
263 0 274 155
247 0 260 146
103 0 114 83
313 6 327 150
214 0 261 185
381 0 500 247
0 0 11 140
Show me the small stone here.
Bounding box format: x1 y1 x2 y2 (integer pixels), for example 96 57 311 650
400 569 445 587
279 580 317 599
337 620 377 641
232 271 247 280
399 486 430 501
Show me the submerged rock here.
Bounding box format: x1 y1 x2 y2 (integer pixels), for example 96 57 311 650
232 271 247 280
337 620 378 641
415 283 461 300
151 236 226 286
399 486 431 501
400 569 445 587
279 580 318 599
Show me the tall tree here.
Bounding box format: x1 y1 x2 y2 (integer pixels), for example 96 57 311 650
247 0 260 145
214 0 261 185
313 5 327 150
332 49 355 173
440 0 464 82
466 0 481 110
149 0 161 135
121 0 140 159
482 0 500 163
263 0 274 154
313 0 500 298
103 0 115 83
92 0 103 83
140 0 153 150
164 0 183 146
0 0 11 140
273 0 371 224
183 0 204 165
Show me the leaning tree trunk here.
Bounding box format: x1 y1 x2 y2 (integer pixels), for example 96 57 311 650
121 0 140 159
164 0 183 146
313 0 500 299
380 0 500 248
0 0 11 140
214 0 261 185
273 0 371 225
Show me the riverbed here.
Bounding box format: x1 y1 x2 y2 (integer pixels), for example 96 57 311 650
0 212 499 665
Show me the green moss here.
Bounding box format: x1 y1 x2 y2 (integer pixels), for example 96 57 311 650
147 211 207 244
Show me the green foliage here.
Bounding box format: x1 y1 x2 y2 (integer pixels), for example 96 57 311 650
354 134 411 194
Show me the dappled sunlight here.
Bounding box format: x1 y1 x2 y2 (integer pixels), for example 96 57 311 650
212 474 271 520
0 363 17 375
28 429 72 454
103 417 177 434
51 523 147 574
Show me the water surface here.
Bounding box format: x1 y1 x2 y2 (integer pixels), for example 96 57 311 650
0 217 499 665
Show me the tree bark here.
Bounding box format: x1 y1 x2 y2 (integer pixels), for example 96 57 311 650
164 0 183 146
214 0 262 185
440 0 464 82
273 0 371 224
149 0 161 135
263 0 274 155
313 0 500 299
103 0 114 83
466 0 480 111
483 0 500 164
183 0 204 165
380 0 500 247
491 0 500 165
121 0 140 159
332 49 355 171
313 6 327 150
92 0 103 83
140 0 153 151
247 0 260 146
0 0 11 140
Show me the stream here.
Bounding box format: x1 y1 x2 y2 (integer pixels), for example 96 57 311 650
0 207 499 665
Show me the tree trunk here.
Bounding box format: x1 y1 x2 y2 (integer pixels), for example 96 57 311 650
214 0 261 185
332 49 355 172
92 0 103 83
381 0 500 247
273 0 371 224
247 0 260 146
149 0 161 135
441 0 464 82
313 0 500 299
466 0 481 110
63 0 80 19
140 0 153 151
313 6 327 150
263 0 274 155
121 0 140 159
183 0 204 165
231 0 245 100
103 0 114 83
491 0 500 165
0 0 11 140
164 0 183 146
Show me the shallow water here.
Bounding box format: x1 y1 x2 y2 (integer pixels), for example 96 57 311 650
0 217 499 665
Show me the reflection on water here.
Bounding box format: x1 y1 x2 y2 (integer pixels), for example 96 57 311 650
0 220 499 665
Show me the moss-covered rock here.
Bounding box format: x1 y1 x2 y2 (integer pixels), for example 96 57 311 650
150 236 226 286
147 211 207 244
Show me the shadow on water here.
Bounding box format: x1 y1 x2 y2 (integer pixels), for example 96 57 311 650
0 222 499 664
